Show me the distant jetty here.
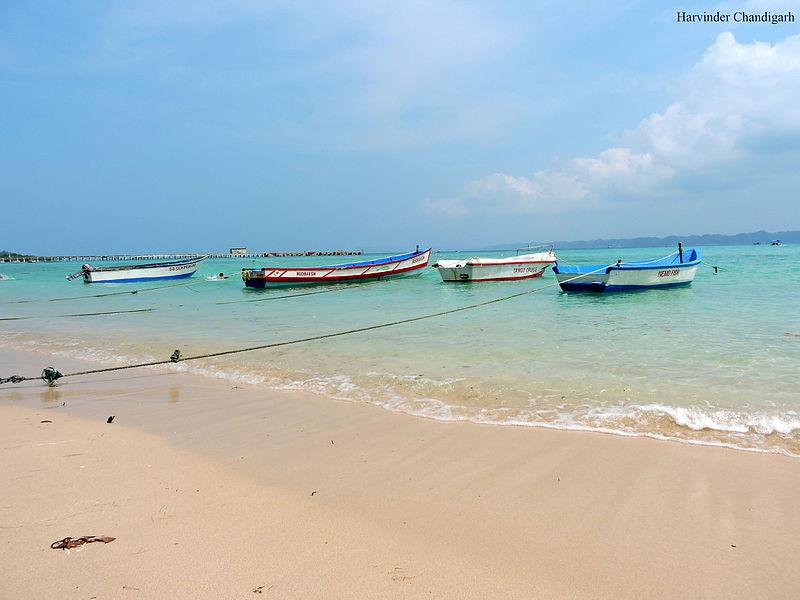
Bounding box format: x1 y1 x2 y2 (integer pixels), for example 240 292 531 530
0 250 363 263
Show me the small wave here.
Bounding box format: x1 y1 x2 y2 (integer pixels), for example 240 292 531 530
174 362 270 386
2 334 798 457
632 403 800 436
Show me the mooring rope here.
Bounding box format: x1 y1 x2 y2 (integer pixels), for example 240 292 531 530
0 308 155 321
1 276 382 319
0 265 616 387
216 280 382 305
1 270 243 305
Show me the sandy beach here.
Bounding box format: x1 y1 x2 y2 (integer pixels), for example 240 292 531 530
5 2 800 597
2 347 799 599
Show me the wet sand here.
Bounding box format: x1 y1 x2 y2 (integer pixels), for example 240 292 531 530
1 347 799 599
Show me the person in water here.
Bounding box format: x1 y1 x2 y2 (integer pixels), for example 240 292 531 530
218 273 229 279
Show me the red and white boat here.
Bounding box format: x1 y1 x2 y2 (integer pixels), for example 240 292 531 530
242 247 432 288
433 247 556 282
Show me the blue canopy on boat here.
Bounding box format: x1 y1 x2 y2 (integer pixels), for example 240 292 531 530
554 248 702 274
318 248 429 269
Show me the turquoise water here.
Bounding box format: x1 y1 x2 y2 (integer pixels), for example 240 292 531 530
1 245 799 455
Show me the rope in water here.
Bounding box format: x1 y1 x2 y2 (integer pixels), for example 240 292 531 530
0 265 616 387
3 269 378 308
1 281 371 319
0 308 155 321
1 270 243 305
216 280 382 305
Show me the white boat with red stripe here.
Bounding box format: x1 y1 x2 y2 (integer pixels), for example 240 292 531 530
433 246 556 282
242 247 432 288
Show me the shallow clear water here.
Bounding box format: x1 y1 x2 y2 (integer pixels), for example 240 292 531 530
1 245 799 455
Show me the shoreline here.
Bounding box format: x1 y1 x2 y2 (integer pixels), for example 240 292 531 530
2 346 800 598
2 338 797 458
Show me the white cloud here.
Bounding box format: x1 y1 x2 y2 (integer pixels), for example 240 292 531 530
571 148 673 185
464 171 589 213
430 31 800 216
423 198 472 217
96 0 522 149
334 1 517 117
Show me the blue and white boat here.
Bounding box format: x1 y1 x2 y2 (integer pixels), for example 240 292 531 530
553 245 702 292
67 256 209 283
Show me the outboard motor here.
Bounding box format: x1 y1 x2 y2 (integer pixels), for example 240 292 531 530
66 263 93 281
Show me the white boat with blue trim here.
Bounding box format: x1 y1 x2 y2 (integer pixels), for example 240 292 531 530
67 255 209 283
553 245 701 292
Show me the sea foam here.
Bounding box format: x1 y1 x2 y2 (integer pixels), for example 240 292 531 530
632 403 800 435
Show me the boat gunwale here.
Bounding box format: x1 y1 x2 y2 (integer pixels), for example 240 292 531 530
436 257 556 268
86 255 209 273
262 262 428 283
553 249 702 274
246 248 431 274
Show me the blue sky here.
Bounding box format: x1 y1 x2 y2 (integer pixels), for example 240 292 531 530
1 0 799 253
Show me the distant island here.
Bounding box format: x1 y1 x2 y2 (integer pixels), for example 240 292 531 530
486 230 797 251
4 229 795 260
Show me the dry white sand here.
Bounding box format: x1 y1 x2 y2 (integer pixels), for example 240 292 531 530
2 347 799 599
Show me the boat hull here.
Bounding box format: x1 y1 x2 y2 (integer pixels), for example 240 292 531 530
434 252 555 282
555 267 698 292
243 249 431 288
437 265 547 282
83 258 205 283
554 248 701 292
